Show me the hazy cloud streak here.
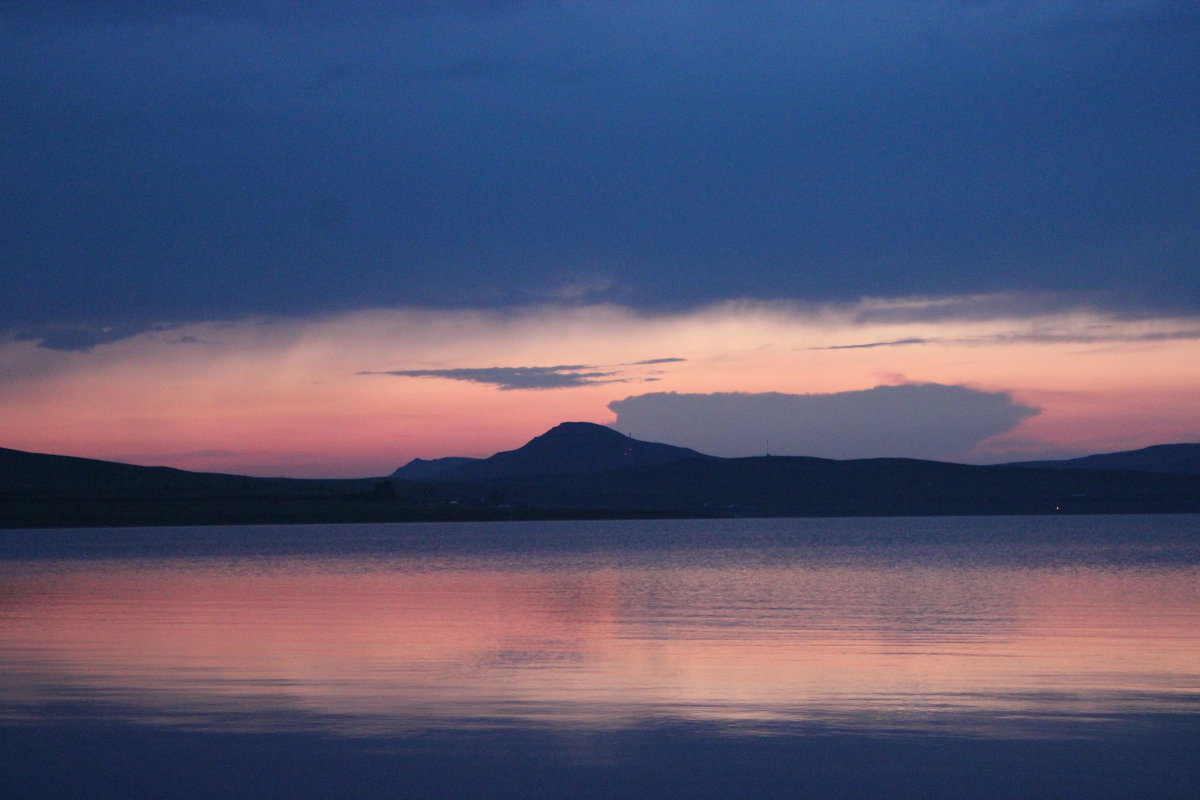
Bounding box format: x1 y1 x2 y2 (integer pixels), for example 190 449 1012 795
624 357 687 365
360 365 623 391
813 328 1200 350
814 338 929 351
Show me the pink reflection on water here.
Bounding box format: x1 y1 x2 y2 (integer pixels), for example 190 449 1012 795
1 557 1198 734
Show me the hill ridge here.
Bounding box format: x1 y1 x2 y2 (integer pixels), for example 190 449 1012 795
428 421 714 482
1004 443 1200 476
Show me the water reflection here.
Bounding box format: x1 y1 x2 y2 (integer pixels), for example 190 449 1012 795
2 518 1197 738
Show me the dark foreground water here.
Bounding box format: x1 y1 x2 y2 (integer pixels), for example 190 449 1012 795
1 516 1198 799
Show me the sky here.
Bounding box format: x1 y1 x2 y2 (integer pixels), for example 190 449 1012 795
2 0 1198 477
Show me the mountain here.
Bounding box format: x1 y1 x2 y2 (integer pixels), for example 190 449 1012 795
392 456 481 481
1005 443 1200 476
421 422 714 481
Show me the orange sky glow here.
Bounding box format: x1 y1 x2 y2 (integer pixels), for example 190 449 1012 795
1 294 1198 476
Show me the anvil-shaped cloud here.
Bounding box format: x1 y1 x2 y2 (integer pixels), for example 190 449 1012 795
609 384 1039 462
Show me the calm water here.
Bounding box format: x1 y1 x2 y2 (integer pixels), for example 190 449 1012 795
2 516 1198 799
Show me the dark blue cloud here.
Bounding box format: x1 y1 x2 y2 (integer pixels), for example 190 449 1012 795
360 354 685 389
814 338 930 351
15 323 177 351
2 1 1197 330
360 365 622 391
811 327 1200 350
624 357 686 366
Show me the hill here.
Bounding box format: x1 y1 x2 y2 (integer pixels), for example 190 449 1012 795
0 446 391 528
423 422 714 481
0 446 373 495
1005 444 1200 476
392 456 481 481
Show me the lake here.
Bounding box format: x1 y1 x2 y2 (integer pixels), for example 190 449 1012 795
2 515 1198 799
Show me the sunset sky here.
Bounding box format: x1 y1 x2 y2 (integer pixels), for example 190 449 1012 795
3 1 1198 477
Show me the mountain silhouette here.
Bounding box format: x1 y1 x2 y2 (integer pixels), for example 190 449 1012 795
392 456 481 481
1005 443 1200 476
424 422 714 481
4 430 1200 528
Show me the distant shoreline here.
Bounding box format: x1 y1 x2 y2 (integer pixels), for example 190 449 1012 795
4 495 1198 530
5 433 1199 529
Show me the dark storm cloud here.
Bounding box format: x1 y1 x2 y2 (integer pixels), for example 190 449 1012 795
1055 1 1200 36
360 365 622 391
2 1 1197 330
608 385 1039 461
0 1 547 25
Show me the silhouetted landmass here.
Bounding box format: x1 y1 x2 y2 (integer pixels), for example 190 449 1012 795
391 457 481 481
430 422 715 481
433 455 1200 517
3 426 1199 528
0 445 405 528
0 446 376 495
1005 443 1200 476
